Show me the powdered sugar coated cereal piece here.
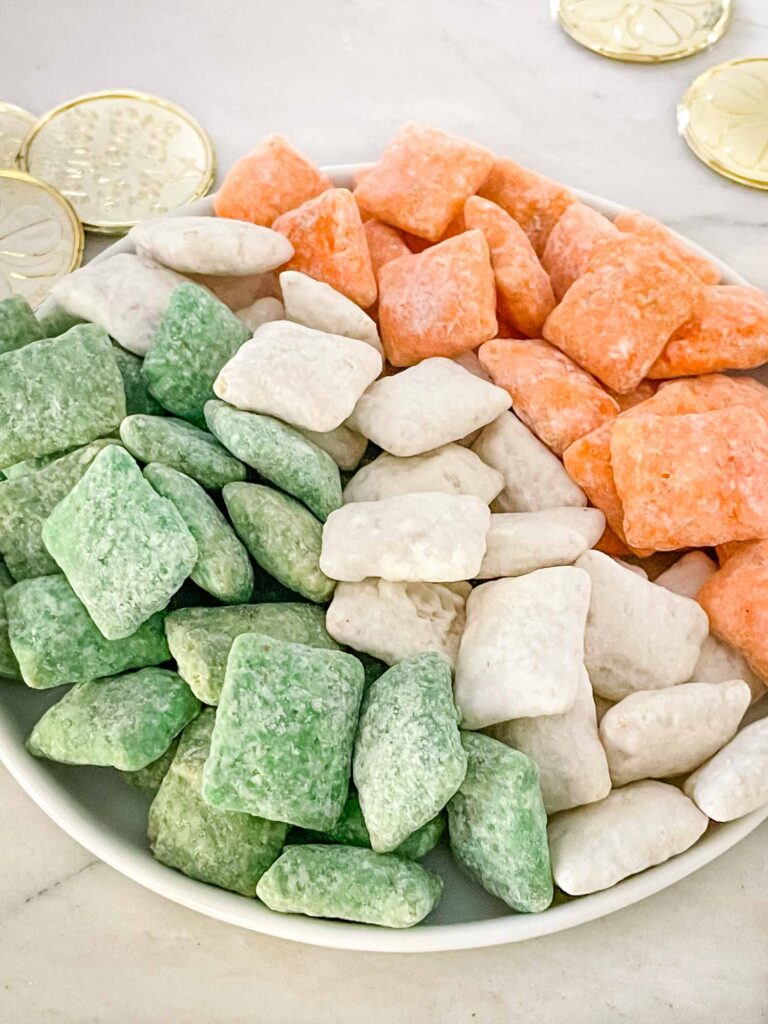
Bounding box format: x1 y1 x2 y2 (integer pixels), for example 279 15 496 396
279 271 381 352
655 551 718 600
542 203 619 301
684 719 768 822
235 296 284 333
613 209 720 286
363 220 411 279
477 507 604 579
692 635 766 705
296 423 368 472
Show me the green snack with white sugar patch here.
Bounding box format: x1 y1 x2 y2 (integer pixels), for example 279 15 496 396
149 710 288 895
256 845 443 928
223 483 334 603
111 345 165 416
353 653 467 852
0 439 117 580
142 283 250 425
0 560 20 679
0 296 43 353
37 305 85 338
6 574 170 689
202 635 364 829
119 414 245 489
165 602 339 704
144 463 253 604
447 732 553 913
42 445 198 640
298 793 445 861
0 324 125 465
27 667 200 770
205 400 342 521
122 738 178 792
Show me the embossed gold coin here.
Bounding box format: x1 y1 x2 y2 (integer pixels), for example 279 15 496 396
0 169 83 307
0 102 37 169
555 0 731 63
19 90 216 234
678 58 768 190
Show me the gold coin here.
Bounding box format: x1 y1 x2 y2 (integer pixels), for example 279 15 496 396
0 102 37 169
0 169 83 307
555 0 731 63
20 90 216 234
678 57 768 190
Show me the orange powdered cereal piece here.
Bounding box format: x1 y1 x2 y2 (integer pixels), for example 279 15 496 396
610 406 768 550
214 134 332 226
542 235 701 393
478 158 577 256
377 230 497 366
563 423 631 546
698 540 768 678
272 188 377 308
478 338 618 454
353 124 494 242
606 380 657 412
464 196 555 337
402 215 466 254
716 541 748 565
541 203 618 301
613 209 721 286
595 525 631 557
364 220 411 279
648 285 768 378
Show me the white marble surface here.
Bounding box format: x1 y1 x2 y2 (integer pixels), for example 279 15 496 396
2 1 768 1020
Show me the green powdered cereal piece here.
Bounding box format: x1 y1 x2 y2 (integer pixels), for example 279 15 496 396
353 653 467 852
2 448 78 481
0 559 20 679
0 439 116 580
122 738 178 792
202 635 364 829
299 793 445 861
144 463 253 604
37 304 86 338
256 845 443 928
149 710 288 895
165 602 339 704
223 483 334 603
42 445 198 640
0 324 125 465
119 414 245 489
0 296 43 353
111 345 165 416
447 732 553 913
6 574 170 689
204 400 342 521
27 667 200 770
142 283 250 425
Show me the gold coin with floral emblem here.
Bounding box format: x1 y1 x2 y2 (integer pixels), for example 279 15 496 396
0 103 37 169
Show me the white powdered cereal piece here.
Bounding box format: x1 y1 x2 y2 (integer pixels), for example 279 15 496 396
52 253 187 356
320 492 490 583
297 423 368 472
325 579 469 667
235 296 285 333
343 444 504 505
280 271 382 353
548 781 708 895
684 718 768 821
214 321 382 432
129 216 293 276
471 412 587 512
477 507 605 579
692 634 766 704
454 567 591 729
655 551 718 600
348 358 511 458
599 680 751 786
487 667 610 814
576 550 708 701
614 558 647 579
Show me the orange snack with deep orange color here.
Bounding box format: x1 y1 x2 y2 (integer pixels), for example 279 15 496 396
613 209 721 286
214 134 332 226
563 423 629 546
478 158 577 256
478 338 618 454
606 380 657 412
595 526 631 557
364 220 411 279
542 235 701 393
611 406 768 550
541 203 618 300
377 230 497 366
698 540 768 678
716 541 748 565
648 285 768 378
353 124 494 242
272 188 377 308
464 196 555 337
402 215 466 254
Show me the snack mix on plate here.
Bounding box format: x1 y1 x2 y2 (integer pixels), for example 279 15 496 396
2 122 767 930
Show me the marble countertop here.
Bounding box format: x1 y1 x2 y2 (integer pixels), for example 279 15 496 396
2 1 768 1020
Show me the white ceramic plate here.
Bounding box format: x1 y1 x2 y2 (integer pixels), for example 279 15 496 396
1 165 766 953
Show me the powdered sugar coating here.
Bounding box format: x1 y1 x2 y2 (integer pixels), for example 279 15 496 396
684 719 768 821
